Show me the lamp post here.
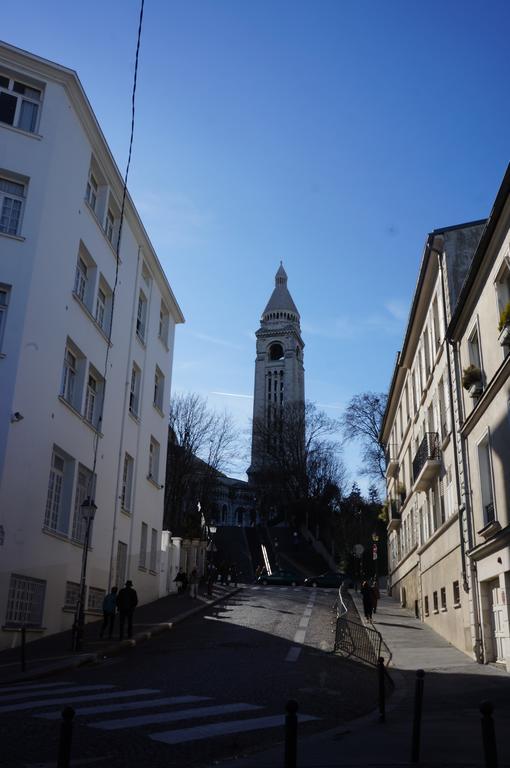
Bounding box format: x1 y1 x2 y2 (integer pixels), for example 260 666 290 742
72 496 97 652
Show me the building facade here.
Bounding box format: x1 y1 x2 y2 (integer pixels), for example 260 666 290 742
248 263 305 480
448 165 510 670
0 43 183 648
381 222 484 655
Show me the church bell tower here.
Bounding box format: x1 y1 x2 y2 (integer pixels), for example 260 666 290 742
248 263 305 480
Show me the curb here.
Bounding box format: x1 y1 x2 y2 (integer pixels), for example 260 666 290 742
0 586 242 686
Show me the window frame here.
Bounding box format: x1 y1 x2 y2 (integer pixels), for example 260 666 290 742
136 290 148 343
129 363 141 417
121 453 134 513
0 72 42 134
148 437 160 482
0 175 26 237
139 522 148 569
0 283 10 351
5 573 46 628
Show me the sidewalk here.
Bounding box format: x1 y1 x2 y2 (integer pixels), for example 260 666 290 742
0 582 239 686
233 589 510 767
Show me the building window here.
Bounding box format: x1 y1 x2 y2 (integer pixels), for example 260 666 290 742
0 73 42 133
0 284 10 351
136 290 147 342
44 451 66 531
433 591 439 613
129 364 141 417
116 540 128 586
468 325 482 372
150 528 158 571
74 257 88 303
71 466 94 543
154 367 164 412
5 574 46 627
104 207 115 244
0 176 25 236
121 453 134 513
477 434 495 525
85 170 98 212
453 580 461 607
95 277 112 334
424 596 429 617
440 586 447 611
148 437 160 482
64 581 81 608
88 587 105 612
84 367 103 429
432 296 441 353
139 522 148 569
60 346 79 409
159 301 169 345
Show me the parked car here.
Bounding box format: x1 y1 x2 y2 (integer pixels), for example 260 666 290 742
257 570 302 586
304 571 347 588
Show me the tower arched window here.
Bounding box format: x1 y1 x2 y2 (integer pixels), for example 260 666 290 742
269 343 284 361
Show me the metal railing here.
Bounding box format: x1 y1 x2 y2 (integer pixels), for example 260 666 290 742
412 432 440 482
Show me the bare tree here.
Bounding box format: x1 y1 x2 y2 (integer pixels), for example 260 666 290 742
340 391 387 482
252 401 345 526
164 393 239 535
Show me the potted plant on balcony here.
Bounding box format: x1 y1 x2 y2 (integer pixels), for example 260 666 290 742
462 364 483 397
498 301 510 347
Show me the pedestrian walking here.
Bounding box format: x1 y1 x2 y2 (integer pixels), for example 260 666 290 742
117 580 138 640
371 579 380 615
174 570 186 594
189 568 199 598
229 563 238 587
206 563 216 597
99 586 117 639
361 580 373 621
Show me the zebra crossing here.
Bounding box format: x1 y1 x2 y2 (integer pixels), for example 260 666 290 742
0 679 318 748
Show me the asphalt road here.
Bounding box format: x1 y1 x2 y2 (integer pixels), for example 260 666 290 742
2 585 378 768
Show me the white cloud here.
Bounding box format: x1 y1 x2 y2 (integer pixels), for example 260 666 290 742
211 391 253 399
191 332 245 351
135 191 214 250
384 299 409 322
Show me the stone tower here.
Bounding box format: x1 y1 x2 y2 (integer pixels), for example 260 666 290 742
248 263 305 480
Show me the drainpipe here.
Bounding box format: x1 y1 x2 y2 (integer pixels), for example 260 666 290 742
108 246 142 589
432 238 483 662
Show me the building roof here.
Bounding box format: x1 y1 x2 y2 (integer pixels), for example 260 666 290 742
448 163 510 337
262 263 300 317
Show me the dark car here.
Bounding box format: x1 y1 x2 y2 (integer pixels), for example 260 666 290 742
304 571 347 588
257 570 302 586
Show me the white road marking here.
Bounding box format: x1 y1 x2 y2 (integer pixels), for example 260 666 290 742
0 688 158 714
286 590 317 662
285 646 301 662
37 695 211 719
0 681 72 694
0 684 114 703
150 714 319 745
92 702 262 730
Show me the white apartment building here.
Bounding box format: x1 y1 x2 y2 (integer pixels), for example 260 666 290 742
448 165 510 670
0 42 184 648
381 221 484 655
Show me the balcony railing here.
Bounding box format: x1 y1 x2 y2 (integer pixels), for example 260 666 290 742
412 432 441 492
387 500 401 532
385 443 399 478
484 501 495 525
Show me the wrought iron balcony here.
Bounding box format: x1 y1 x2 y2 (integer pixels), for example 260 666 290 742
412 432 441 492
385 443 399 479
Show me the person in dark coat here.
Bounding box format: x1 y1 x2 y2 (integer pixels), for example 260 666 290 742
99 586 118 639
117 580 138 640
371 579 380 615
361 580 373 622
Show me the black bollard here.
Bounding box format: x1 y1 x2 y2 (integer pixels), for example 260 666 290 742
284 699 298 768
480 701 498 768
411 669 425 763
57 706 75 768
378 656 386 723
20 625 26 672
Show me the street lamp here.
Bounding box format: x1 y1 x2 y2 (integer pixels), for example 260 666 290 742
72 496 97 652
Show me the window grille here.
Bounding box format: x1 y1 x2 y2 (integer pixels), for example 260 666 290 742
5 574 46 627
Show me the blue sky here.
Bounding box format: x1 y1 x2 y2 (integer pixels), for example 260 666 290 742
3 1 510 486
